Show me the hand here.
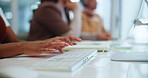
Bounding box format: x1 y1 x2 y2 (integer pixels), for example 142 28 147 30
46 36 82 53
64 2 77 11
46 36 82 46
105 32 112 40
83 8 94 17
96 33 111 40
21 41 69 55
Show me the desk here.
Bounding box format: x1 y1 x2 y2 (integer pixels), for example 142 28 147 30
0 41 148 78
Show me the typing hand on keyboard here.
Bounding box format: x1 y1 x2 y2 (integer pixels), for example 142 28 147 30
46 36 82 53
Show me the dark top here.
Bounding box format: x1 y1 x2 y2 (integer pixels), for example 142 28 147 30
0 16 6 42
27 2 71 41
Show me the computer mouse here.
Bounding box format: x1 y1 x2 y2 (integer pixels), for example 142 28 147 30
0 66 38 78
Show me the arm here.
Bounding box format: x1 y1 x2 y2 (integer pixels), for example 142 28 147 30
1 27 20 43
0 9 20 43
80 12 97 40
34 4 70 36
62 3 82 37
0 41 67 59
0 36 82 59
0 42 23 59
96 15 112 40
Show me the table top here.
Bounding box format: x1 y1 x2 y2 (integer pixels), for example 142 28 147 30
0 41 148 78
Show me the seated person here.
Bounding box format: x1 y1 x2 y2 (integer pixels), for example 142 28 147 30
80 0 112 40
27 0 82 41
0 8 81 59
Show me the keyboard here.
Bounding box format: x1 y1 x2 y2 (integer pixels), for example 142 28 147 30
32 49 98 72
63 45 109 51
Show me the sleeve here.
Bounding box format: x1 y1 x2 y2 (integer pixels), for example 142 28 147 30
0 8 10 27
0 16 7 42
62 3 82 38
34 5 70 36
95 14 107 32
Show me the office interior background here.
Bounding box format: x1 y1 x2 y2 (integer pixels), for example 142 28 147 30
0 0 148 42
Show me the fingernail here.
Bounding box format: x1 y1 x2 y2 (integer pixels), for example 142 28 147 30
65 43 69 46
70 43 73 46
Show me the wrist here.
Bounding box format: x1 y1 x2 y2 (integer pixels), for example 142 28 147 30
16 42 27 55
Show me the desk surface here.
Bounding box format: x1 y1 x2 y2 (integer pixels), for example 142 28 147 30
0 41 148 78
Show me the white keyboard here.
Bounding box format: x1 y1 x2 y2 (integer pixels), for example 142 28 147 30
32 49 98 72
63 45 109 50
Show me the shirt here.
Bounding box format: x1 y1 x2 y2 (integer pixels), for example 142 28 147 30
0 8 10 27
0 15 6 42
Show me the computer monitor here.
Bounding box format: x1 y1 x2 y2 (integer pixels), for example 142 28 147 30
120 0 144 41
111 0 148 62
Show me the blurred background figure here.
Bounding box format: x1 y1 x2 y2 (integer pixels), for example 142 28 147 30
27 0 82 41
0 0 147 41
80 0 112 40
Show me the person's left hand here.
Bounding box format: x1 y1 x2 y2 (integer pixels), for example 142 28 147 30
105 32 112 40
46 36 82 45
83 8 94 17
21 41 69 55
45 36 82 53
96 33 111 40
64 1 77 11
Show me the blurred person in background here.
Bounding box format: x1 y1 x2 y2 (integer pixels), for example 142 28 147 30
80 0 112 40
27 0 82 41
0 8 81 59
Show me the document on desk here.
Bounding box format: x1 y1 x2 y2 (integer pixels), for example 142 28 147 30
31 49 98 72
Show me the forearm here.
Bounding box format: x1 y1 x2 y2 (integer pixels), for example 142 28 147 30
1 27 20 43
0 42 24 59
63 3 82 37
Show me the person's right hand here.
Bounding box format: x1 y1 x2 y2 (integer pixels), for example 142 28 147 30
83 8 94 17
45 36 82 53
96 33 111 40
64 1 77 11
46 36 82 46
21 41 69 55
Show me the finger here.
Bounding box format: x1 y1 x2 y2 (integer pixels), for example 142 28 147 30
72 43 77 45
53 37 64 41
53 40 62 42
56 45 66 48
50 42 69 46
68 36 82 42
45 37 62 42
55 46 64 54
58 48 64 54
39 48 56 52
64 38 73 46
60 36 81 45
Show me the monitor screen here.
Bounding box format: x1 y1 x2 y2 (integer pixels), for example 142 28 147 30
120 0 144 41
